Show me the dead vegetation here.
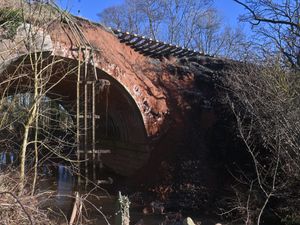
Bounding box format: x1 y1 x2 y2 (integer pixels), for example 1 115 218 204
0 171 54 225
0 1 105 224
222 59 300 224
0 0 60 23
1 0 298 225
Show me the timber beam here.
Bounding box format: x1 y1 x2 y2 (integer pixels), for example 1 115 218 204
111 29 204 59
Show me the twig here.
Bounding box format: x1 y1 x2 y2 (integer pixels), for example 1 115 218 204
0 191 33 225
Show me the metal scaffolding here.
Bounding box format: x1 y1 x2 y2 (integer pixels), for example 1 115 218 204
76 46 110 185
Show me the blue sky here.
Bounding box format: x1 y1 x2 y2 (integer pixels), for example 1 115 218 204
56 0 247 28
56 0 124 21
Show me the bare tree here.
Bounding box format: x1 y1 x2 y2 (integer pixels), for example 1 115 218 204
0 1 78 192
98 0 248 57
224 58 300 224
207 2 300 224
233 0 300 70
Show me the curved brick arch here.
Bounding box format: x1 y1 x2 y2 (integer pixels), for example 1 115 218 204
48 20 169 138
0 52 157 175
0 20 169 138
0 16 233 183
0 19 173 176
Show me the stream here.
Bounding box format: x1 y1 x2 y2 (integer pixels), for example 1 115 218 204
0 151 177 224
0 151 221 225
38 164 190 225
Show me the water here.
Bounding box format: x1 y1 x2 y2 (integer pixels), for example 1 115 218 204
0 152 220 225
36 163 166 225
0 151 15 169
39 164 218 225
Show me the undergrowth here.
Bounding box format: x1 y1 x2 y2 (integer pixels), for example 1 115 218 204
0 8 23 39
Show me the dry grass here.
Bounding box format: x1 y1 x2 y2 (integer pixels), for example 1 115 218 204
0 0 22 9
0 0 62 28
0 171 54 225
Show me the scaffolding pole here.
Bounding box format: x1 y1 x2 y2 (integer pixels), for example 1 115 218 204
92 80 96 181
76 46 111 186
76 47 81 185
84 47 89 187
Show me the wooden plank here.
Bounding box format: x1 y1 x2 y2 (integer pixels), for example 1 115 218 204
165 46 183 56
78 149 111 154
69 192 82 225
126 36 144 46
188 50 201 57
176 52 190 58
177 49 195 58
153 45 178 57
135 40 158 52
131 37 149 49
120 33 137 43
146 44 172 57
97 177 113 184
146 41 165 51
118 32 130 40
77 115 100 119
79 80 98 84
169 48 185 56
70 46 92 51
113 29 203 58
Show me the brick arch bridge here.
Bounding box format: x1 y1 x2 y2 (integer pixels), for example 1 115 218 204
0 17 230 177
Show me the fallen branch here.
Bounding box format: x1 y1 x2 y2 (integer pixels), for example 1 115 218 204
0 191 33 225
69 191 82 225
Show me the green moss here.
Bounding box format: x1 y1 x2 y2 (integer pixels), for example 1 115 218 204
0 8 23 39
